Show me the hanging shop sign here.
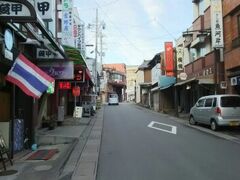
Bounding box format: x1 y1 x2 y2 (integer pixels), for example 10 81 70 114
164 42 174 76
36 48 64 59
34 0 53 21
220 81 227 89
0 0 37 22
179 72 187 80
4 28 14 61
72 86 80 97
59 81 71 89
176 45 184 71
230 76 240 86
74 65 85 82
211 0 224 48
38 61 74 79
62 0 74 46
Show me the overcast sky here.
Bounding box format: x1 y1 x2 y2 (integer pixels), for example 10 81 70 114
74 0 193 66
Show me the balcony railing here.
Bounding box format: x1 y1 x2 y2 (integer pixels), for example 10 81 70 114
108 79 126 86
185 51 215 78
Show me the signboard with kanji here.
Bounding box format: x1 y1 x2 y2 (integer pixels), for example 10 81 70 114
62 0 74 46
37 48 64 59
211 0 224 48
35 0 53 21
0 0 36 22
164 42 174 76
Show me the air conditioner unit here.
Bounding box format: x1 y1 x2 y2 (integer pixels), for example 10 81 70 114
231 77 237 86
220 81 227 89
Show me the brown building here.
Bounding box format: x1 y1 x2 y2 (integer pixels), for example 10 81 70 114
101 64 127 103
223 0 240 94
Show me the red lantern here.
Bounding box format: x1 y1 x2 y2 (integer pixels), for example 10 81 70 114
72 86 80 96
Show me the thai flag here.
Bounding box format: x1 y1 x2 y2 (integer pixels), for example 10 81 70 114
6 53 54 99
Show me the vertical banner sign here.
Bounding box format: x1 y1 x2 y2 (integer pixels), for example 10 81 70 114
79 23 86 57
211 0 224 48
164 42 174 76
35 0 53 21
176 45 184 70
62 0 74 46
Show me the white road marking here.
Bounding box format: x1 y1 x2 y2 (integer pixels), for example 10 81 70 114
148 121 177 135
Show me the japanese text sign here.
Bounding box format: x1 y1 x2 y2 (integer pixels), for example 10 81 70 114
211 0 224 48
0 0 36 22
35 0 53 21
164 42 174 76
0 1 30 16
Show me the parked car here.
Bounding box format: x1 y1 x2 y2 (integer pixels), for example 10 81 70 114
108 94 119 105
189 94 240 131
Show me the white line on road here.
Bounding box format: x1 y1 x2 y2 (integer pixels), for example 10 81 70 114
148 121 177 135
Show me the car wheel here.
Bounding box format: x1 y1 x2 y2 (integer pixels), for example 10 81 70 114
189 116 196 125
210 120 218 131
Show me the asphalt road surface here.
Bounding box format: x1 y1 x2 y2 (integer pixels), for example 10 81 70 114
96 103 240 180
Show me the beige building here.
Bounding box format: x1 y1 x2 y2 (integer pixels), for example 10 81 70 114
126 66 138 101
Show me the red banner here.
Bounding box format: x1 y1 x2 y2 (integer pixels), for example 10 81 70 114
164 42 174 76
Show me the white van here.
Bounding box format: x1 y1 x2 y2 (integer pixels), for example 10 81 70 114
108 94 119 105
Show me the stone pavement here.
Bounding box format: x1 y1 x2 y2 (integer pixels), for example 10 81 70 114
0 107 104 180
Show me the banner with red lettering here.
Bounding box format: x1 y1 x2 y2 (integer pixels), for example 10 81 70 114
164 42 174 76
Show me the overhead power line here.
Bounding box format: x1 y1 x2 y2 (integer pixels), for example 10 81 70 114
94 0 145 57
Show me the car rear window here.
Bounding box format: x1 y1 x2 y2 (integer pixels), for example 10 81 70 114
110 94 118 98
221 96 240 107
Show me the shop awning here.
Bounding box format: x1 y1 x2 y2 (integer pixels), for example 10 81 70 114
198 78 214 84
139 82 152 88
151 86 160 92
174 77 214 86
159 76 176 90
63 45 86 66
174 77 196 86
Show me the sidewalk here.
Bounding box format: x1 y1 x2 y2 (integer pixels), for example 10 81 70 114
0 110 102 180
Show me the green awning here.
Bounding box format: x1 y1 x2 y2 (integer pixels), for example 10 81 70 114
63 45 86 66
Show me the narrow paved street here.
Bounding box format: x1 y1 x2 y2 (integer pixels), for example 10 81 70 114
97 103 240 180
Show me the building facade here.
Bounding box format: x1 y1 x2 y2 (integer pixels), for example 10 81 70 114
126 65 138 101
101 64 127 103
223 0 240 94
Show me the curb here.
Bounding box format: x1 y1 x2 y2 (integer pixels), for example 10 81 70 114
58 116 96 180
71 106 104 180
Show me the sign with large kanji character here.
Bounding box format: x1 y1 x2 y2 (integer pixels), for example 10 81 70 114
0 0 36 22
211 0 224 48
35 0 53 21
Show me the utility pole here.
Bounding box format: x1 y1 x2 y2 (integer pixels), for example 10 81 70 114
95 8 98 94
100 31 103 76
